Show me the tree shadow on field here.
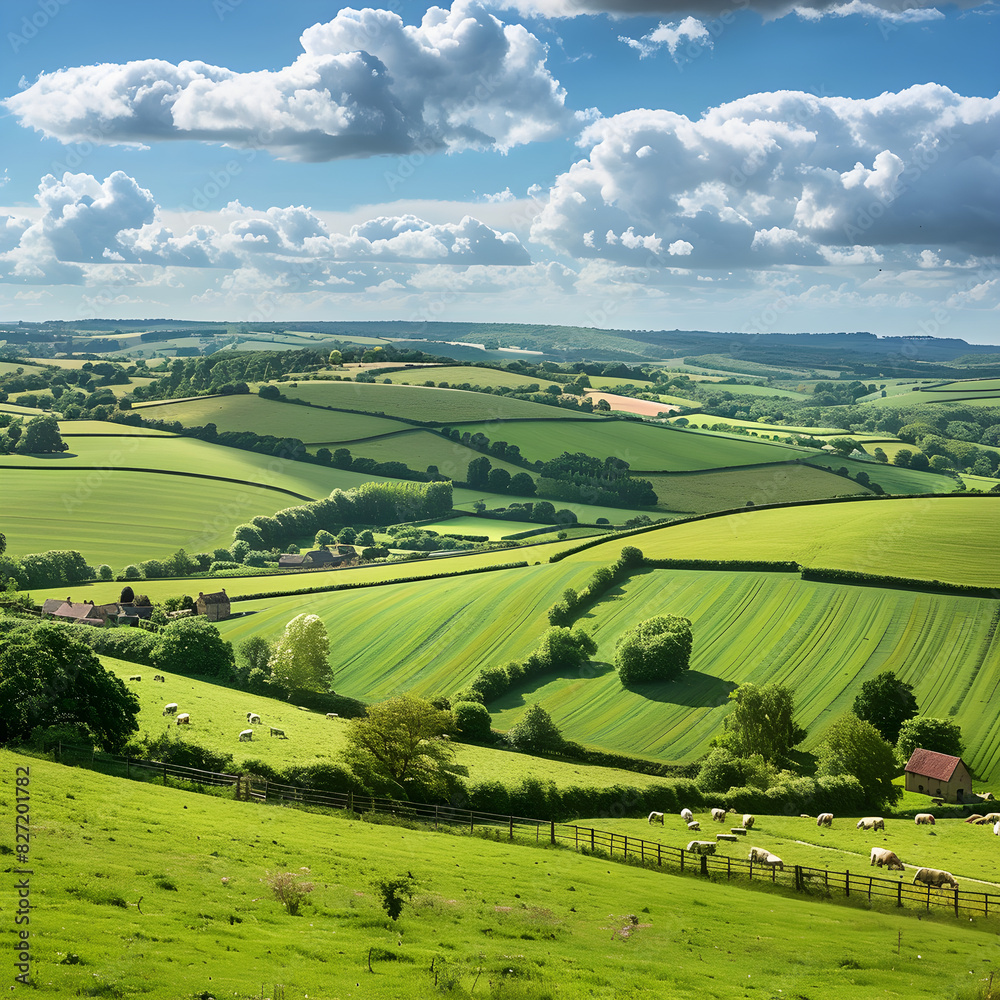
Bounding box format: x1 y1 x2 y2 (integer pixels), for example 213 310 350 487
32 451 78 459
492 660 617 711
621 670 737 708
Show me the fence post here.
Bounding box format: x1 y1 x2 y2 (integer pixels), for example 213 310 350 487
680 850 685 873
623 835 628 860
794 865 801 891
435 805 438 831
348 791 353 814
845 870 850 897
575 827 579 851
609 833 613 858
470 815 474 835
590 828 595 852
955 889 959 917
550 820 555 846
897 881 902 908
927 885 931 911
126 757 130 779
658 843 661 867
509 816 514 841
700 855 708 876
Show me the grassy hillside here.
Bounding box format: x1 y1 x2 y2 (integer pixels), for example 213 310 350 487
803 454 958 494
8 749 993 999
381 364 561 391
450 420 802 470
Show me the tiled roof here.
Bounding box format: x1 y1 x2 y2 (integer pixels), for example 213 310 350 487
905 748 963 782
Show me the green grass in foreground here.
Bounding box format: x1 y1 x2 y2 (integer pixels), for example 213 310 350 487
8 749 1000 999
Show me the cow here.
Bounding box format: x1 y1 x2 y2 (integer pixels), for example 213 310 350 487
742 814 755 830
162 703 178 716
915 813 935 826
711 808 726 823
680 808 694 823
870 847 905 871
176 713 190 725
239 729 253 742
686 841 716 855
648 811 665 825
246 712 261 725
748 847 771 864
913 867 959 890
687 821 701 831
269 727 286 738
857 816 885 831
817 813 834 827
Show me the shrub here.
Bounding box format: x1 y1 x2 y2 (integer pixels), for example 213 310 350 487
262 871 314 916
452 701 492 742
506 704 564 754
615 615 692 684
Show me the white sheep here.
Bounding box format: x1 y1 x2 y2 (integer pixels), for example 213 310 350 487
269 727 286 738
163 703 178 716
817 812 834 827
326 713 339 719
176 713 190 725
680 808 694 823
742 813 755 830
239 729 253 742
647 811 665 825
246 712 261 724
711 807 726 822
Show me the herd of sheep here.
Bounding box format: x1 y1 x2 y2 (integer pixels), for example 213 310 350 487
646 806 966 891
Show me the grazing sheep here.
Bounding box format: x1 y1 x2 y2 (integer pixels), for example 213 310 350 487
647 811 665 825
685 841 716 855
742 814 755 830
176 713 190 725
817 812 834 827
269 727 286 738
856 816 884 831
239 729 253 742
976 792 995 802
162 703 178 716
912 867 958 890
680 808 694 823
246 712 261 725
800 814 811 819
965 814 985 824
763 854 784 871
686 821 701 831
870 847 905 871
915 813 935 826
326 713 339 719
711 808 726 823
983 812 1000 824
994 820 1000 837
748 847 771 864
153 675 165 682
128 675 141 681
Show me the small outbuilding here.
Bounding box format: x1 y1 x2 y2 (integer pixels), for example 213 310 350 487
196 589 231 621
904 748 973 803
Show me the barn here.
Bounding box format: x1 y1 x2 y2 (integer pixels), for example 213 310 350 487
904 748 973 803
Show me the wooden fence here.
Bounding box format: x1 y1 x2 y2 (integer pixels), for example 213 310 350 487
52 743 998 921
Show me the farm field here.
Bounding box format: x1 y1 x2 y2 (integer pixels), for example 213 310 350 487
277 380 592 422
381 364 561 391
417 516 540 540
451 419 803 470
644 463 872 512
134 393 415 442
450 486 640 524
677 416 849 435
632 495 1000 586
0 468 303 566
804 453 958 493
8 750 993 1000
585 391 692 417
701 382 811 399
58 421 176 437
489 568 1000 775
0 401 44 415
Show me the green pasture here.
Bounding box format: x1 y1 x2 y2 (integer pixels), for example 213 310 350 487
381 364 562 391
583 810 1000 891
804 454 958 494
962 473 1000 490
0 433 401 500
450 486 639 524
489 568 1000 775
275 380 590 423
676 416 849 435
0 401 44 415
319 427 528 480
58 420 174 436
644 463 871 513
703 382 810 399
134 394 414 442
451 419 802 470
9 750 996 1000
868 386 1000 408
0 468 300 566
927 378 1000 392
0 360 47 375
633 495 1000 586
418 516 535 540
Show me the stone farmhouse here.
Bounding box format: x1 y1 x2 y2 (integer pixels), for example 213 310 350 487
41 598 154 627
904 748 973 803
196 590 231 621
278 545 358 570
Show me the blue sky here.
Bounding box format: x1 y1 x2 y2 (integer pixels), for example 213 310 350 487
0 0 997 341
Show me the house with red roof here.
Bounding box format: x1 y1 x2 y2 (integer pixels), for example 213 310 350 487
904 748 973 803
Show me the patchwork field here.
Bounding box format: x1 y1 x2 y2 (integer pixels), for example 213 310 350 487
381 364 561 391
804 454 958 494
9 750 993 1000
451 419 803 470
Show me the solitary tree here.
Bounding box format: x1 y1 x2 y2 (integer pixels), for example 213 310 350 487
718 682 805 764
342 695 454 790
16 414 67 454
506 703 564 754
0 623 140 751
817 712 901 808
896 717 964 761
268 614 330 692
615 615 692 684
852 670 918 744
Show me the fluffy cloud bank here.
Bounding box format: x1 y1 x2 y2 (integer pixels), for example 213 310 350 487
532 84 1000 268
0 171 532 285
3 0 572 161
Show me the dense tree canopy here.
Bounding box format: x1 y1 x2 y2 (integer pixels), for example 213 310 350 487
268 614 330 692
615 615 692 684
896 717 964 762
852 670 918 744
817 712 902 808
16 414 67 454
151 617 235 678
342 695 454 793
718 682 805 764
0 622 139 751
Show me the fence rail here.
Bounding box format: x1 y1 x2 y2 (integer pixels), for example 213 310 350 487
51 743 999 921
